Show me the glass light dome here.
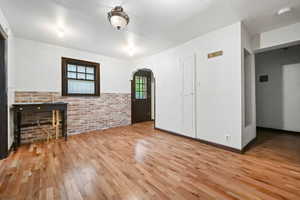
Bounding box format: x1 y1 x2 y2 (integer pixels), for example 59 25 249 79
110 15 128 30
108 6 130 30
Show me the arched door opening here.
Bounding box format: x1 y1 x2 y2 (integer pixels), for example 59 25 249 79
131 69 155 124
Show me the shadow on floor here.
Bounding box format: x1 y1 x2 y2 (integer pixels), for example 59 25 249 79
246 128 300 165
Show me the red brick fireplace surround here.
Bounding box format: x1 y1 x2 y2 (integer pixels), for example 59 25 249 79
14 91 131 144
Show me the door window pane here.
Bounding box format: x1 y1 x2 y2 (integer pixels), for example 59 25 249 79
135 76 147 99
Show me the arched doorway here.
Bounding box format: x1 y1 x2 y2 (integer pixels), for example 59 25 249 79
131 69 155 124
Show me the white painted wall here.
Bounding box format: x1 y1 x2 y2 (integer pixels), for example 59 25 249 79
14 38 133 93
253 22 300 51
196 23 243 150
0 8 15 150
133 53 183 135
241 24 256 148
133 22 247 150
256 45 300 132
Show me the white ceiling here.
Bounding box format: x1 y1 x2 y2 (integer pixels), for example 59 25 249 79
1 0 300 60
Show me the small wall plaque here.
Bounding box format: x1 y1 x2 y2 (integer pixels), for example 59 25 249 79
208 50 223 59
259 75 269 82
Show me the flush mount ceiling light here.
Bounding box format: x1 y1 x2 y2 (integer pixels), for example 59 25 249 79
277 7 291 15
108 6 130 30
57 28 65 38
128 46 135 56
124 43 136 56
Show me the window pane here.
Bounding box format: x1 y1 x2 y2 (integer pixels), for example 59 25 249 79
86 67 94 74
77 73 85 80
68 72 76 79
77 66 86 73
68 64 76 72
86 74 94 80
68 80 95 94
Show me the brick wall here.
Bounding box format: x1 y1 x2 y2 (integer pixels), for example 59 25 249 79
15 91 131 144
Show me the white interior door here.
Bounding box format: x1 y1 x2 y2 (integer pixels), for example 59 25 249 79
283 63 300 132
181 55 196 138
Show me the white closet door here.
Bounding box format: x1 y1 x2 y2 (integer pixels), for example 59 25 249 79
283 63 300 132
181 55 196 138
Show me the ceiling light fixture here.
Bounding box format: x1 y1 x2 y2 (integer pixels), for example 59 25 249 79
128 48 135 56
57 28 65 38
107 6 130 30
277 7 291 15
124 44 135 57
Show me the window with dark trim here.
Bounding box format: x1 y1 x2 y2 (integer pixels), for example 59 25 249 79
62 57 100 96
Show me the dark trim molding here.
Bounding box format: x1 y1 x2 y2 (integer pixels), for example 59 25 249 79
0 24 8 40
241 137 257 153
0 23 8 159
197 137 242 154
61 57 100 97
155 127 256 154
155 127 192 139
7 143 14 156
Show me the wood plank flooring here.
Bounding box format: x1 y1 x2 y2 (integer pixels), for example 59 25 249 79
0 122 300 200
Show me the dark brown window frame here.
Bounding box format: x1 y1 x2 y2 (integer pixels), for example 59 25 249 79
62 57 100 96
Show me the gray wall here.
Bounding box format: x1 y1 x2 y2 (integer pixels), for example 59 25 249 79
256 45 300 131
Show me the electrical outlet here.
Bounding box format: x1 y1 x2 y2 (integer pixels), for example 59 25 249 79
226 134 231 142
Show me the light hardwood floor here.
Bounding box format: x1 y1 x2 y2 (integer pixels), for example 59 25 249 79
0 122 300 200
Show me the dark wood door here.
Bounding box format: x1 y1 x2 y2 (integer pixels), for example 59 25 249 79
0 27 8 159
131 70 152 123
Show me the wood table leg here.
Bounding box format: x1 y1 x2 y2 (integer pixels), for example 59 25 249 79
62 109 67 141
13 111 21 150
56 110 60 139
17 112 22 149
